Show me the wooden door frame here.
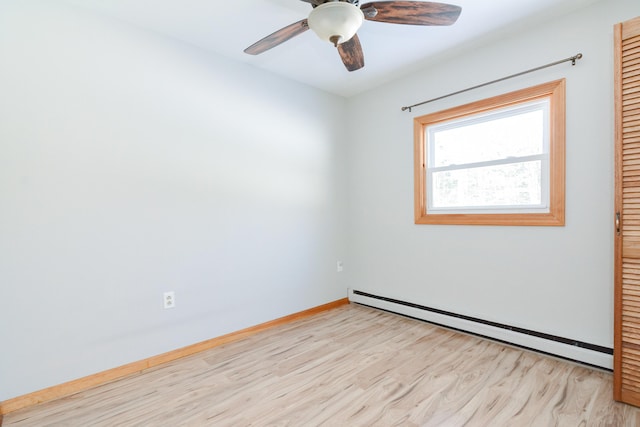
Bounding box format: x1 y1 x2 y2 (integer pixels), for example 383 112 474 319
613 19 623 401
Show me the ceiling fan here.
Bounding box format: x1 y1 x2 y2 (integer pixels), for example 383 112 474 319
244 0 462 72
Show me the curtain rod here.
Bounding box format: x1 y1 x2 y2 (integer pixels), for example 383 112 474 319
401 53 583 112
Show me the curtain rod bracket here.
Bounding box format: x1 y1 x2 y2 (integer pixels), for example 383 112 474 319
571 53 583 65
401 52 583 112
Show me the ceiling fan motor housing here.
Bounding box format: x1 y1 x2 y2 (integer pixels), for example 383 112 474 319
307 2 364 47
310 0 360 7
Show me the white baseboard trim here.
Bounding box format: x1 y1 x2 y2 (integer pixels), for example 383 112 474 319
349 289 613 370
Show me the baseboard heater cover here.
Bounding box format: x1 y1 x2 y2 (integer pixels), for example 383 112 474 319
349 289 613 370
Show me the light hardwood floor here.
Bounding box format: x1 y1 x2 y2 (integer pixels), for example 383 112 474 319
4 303 640 426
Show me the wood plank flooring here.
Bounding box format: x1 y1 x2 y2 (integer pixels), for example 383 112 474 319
4 303 640 426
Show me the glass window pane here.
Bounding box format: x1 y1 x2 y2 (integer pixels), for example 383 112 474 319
429 105 546 167
431 161 542 209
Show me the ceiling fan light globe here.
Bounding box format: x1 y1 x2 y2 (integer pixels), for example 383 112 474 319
307 2 364 46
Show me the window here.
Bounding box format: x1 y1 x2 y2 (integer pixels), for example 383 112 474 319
414 79 565 226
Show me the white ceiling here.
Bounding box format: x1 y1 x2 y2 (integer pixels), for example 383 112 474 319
63 0 599 97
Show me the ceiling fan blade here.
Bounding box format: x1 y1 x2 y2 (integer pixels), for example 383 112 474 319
361 1 461 26
338 34 365 72
244 19 309 55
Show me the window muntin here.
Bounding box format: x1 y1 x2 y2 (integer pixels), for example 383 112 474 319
426 99 550 214
413 79 565 226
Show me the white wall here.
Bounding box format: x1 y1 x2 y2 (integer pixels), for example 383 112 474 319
0 1 348 400
345 0 637 352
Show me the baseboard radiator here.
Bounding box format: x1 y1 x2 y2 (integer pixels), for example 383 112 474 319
349 289 613 370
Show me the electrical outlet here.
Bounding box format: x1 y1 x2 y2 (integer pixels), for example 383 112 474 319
163 291 175 309
337 261 344 272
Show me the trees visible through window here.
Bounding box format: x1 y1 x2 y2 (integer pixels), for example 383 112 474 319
413 79 565 226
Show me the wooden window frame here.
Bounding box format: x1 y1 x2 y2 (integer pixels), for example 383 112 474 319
413 79 566 226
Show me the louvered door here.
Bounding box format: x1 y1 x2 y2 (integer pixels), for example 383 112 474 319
615 15 640 406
